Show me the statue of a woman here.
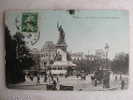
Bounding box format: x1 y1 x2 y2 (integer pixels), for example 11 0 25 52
57 23 65 43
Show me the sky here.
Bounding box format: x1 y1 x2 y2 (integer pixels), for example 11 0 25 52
5 10 129 59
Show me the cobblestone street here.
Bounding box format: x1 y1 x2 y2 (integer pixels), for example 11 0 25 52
8 74 128 91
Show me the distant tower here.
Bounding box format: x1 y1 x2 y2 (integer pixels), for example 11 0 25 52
56 23 67 51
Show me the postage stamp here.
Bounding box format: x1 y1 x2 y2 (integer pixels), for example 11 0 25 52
21 13 38 32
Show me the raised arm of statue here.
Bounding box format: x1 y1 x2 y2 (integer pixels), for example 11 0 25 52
57 23 65 41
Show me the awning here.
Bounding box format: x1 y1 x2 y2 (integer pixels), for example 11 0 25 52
51 61 76 67
51 70 67 74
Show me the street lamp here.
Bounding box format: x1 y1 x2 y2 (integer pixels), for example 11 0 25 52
104 43 109 68
103 43 110 88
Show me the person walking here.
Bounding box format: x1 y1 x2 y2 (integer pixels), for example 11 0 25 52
44 72 47 82
91 75 95 86
115 75 117 81
94 79 97 87
121 79 125 90
37 73 40 85
56 76 60 90
53 79 57 90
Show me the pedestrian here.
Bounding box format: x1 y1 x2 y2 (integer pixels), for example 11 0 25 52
120 74 122 80
121 80 125 90
94 79 97 87
56 76 59 82
53 79 57 90
37 74 40 85
91 75 95 86
115 75 117 80
44 72 47 82
24 73 29 82
56 76 60 90
33 75 37 85
29 74 33 81
103 78 106 88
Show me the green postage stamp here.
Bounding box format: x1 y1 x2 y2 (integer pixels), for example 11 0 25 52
21 13 38 32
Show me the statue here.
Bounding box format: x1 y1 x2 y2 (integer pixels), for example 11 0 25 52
57 23 65 44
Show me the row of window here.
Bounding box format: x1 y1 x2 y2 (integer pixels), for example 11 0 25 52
50 67 66 70
72 58 97 61
40 53 56 58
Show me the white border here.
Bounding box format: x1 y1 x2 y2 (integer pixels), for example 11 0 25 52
0 0 133 100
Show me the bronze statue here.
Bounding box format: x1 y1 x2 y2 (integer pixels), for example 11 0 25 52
57 23 65 43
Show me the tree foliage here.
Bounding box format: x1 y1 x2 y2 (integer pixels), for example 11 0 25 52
73 58 99 74
111 52 129 74
5 26 34 84
5 26 24 84
13 32 34 70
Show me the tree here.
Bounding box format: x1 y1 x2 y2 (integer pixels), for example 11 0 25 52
5 26 24 84
111 52 129 74
13 32 34 70
72 58 98 74
5 26 35 84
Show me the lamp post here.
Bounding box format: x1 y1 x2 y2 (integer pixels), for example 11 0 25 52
104 43 109 68
103 43 110 88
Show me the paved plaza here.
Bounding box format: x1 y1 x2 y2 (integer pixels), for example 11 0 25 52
8 74 128 91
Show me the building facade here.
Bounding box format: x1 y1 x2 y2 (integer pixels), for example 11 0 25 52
40 41 56 69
